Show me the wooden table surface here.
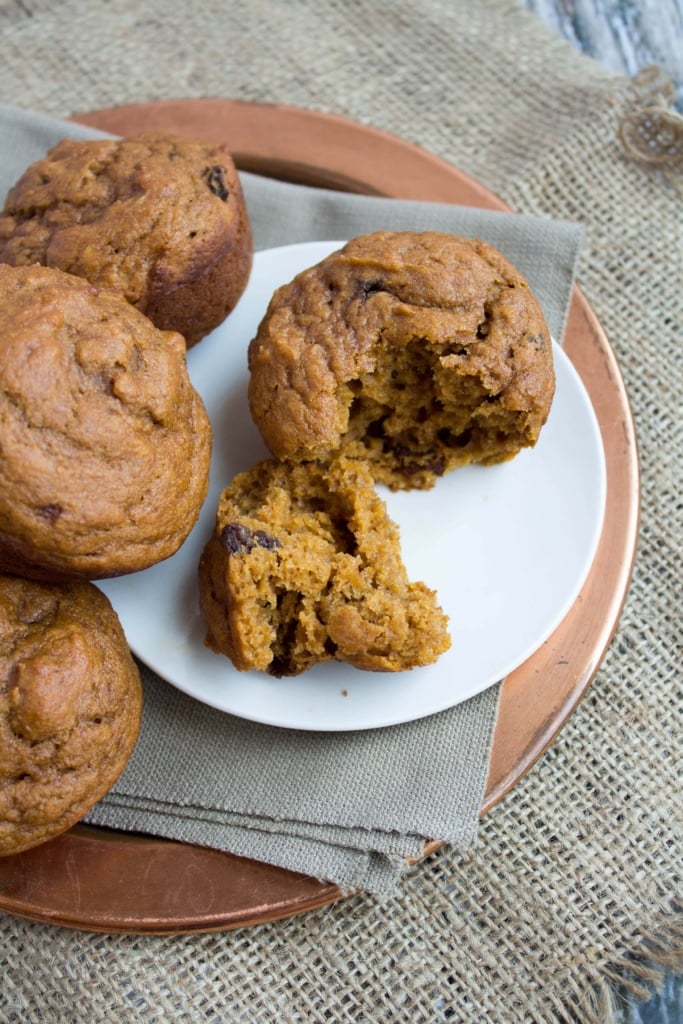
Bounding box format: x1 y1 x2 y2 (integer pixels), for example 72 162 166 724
517 5 682 1022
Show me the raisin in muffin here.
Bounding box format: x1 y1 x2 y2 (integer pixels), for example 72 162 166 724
0 264 212 581
0 131 252 347
0 574 142 856
199 456 450 676
248 231 555 490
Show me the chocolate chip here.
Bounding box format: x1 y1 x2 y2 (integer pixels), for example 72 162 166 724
390 442 446 477
437 428 472 448
358 279 385 301
400 456 446 478
205 165 229 201
220 522 254 554
36 503 62 524
253 529 282 551
219 521 281 555
269 592 300 676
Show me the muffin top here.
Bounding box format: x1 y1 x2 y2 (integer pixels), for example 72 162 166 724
0 131 253 346
0 574 142 856
0 264 212 580
248 231 555 489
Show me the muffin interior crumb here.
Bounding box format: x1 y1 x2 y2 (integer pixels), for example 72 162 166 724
339 326 548 488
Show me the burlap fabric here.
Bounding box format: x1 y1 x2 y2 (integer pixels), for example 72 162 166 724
0 1 680 1022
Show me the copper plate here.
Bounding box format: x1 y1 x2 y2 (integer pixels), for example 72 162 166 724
0 99 639 934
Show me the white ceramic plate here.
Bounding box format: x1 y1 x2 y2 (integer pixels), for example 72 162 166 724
98 241 606 732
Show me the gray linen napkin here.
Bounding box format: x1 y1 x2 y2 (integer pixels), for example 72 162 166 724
0 103 582 893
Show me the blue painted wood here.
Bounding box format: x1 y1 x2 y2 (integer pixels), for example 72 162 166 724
520 0 683 109
620 971 683 1024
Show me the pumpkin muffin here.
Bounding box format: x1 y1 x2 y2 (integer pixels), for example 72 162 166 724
0 574 142 856
0 264 212 581
199 456 450 676
0 131 253 347
248 231 555 490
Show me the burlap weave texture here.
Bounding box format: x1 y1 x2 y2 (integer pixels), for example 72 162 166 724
0 2 680 1023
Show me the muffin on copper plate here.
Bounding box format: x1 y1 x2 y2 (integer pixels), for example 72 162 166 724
0 573 142 856
248 231 555 491
0 131 253 347
0 264 212 581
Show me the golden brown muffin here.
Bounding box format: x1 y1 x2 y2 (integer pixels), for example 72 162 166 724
0 131 253 347
199 457 450 676
0 574 142 856
248 231 555 490
0 264 212 581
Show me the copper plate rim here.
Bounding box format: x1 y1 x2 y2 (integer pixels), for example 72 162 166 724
0 99 640 935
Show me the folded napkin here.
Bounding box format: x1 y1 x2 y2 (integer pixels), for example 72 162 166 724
0 104 582 893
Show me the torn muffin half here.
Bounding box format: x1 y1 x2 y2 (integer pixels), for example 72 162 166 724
198 456 450 676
